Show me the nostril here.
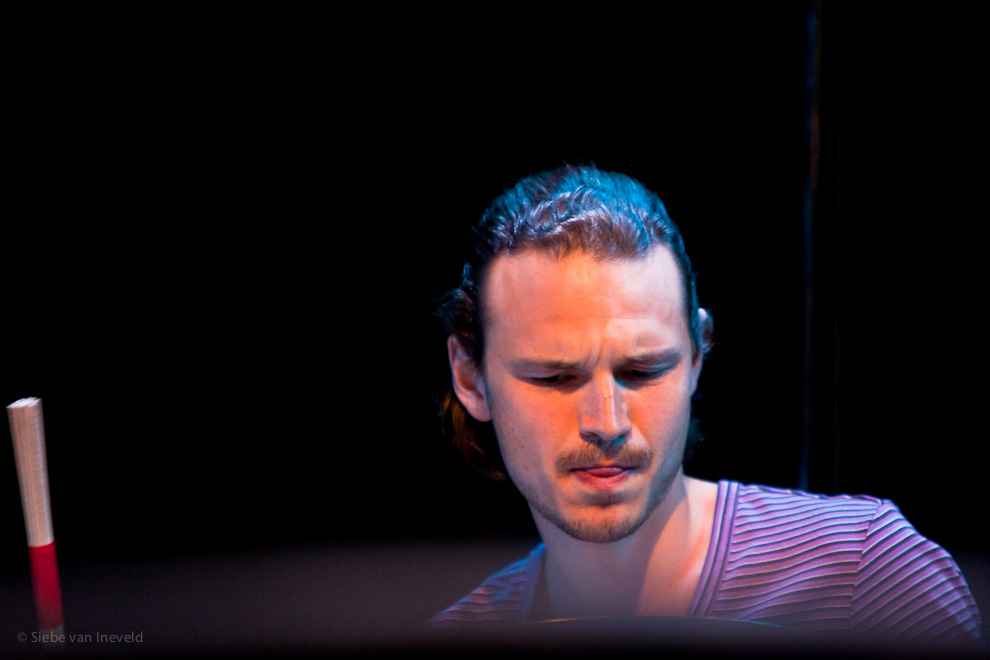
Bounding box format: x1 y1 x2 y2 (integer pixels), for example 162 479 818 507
579 429 630 448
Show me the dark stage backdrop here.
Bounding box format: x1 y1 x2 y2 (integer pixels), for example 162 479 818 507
3 2 982 601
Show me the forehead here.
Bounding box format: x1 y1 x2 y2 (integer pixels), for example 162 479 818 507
482 247 689 354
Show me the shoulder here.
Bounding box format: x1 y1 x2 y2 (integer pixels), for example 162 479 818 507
727 481 887 541
733 481 886 514
707 481 981 641
712 480 888 564
426 544 545 629
852 499 982 641
709 481 887 603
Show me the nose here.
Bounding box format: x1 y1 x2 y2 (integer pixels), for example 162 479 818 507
578 374 632 448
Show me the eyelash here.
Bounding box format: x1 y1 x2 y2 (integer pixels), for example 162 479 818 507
530 370 667 387
626 370 666 381
532 375 572 386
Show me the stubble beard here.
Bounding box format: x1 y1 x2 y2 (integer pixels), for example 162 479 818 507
486 377 691 545
526 452 683 544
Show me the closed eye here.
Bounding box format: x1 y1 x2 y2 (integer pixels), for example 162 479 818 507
528 368 668 388
529 374 575 386
620 368 669 384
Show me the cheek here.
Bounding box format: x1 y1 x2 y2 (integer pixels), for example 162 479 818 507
489 384 567 467
633 383 694 440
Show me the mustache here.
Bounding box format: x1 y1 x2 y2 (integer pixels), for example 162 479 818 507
555 445 653 472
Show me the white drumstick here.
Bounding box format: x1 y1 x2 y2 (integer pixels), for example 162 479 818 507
8 397 64 637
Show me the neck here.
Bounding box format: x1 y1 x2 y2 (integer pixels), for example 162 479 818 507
534 472 715 619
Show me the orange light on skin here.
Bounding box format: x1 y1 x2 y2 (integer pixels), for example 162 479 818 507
449 246 718 619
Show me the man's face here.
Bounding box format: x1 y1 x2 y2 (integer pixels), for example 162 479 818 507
476 247 701 543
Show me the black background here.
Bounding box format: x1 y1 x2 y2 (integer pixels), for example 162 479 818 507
2 3 984 644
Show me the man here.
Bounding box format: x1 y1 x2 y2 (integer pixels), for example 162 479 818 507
429 165 980 642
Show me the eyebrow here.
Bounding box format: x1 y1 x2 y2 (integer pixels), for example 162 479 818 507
511 349 683 371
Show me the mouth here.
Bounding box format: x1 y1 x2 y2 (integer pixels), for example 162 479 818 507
570 466 636 489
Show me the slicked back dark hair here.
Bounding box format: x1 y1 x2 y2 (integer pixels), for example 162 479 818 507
437 164 711 480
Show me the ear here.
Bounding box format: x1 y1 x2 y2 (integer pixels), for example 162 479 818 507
447 335 492 422
689 308 712 395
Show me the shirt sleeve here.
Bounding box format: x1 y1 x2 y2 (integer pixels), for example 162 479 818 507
851 500 981 642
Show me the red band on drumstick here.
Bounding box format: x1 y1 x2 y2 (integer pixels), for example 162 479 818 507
28 542 64 630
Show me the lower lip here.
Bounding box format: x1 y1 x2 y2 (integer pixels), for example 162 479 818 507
571 468 633 490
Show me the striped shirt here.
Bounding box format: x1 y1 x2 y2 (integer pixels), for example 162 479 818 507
428 480 981 642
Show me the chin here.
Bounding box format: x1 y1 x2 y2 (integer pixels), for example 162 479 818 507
553 465 681 543
539 496 655 544
558 508 652 544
